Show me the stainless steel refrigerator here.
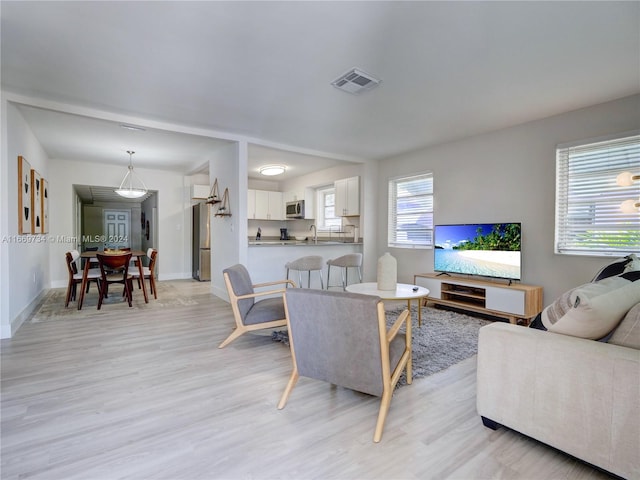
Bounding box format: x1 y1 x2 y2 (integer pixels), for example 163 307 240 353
192 203 211 281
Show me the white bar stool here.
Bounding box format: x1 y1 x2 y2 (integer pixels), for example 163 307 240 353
326 253 363 290
285 255 324 289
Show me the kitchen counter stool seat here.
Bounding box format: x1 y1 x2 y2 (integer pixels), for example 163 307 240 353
285 255 324 289
326 253 363 291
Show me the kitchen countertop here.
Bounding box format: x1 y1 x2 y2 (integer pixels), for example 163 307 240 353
248 239 362 246
247 239 363 287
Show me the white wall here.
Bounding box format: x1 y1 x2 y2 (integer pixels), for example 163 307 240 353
281 163 362 193
377 94 640 304
1 101 51 338
47 158 192 288
280 161 379 278
4 91 637 337
210 141 245 300
247 164 365 240
0 93 236 337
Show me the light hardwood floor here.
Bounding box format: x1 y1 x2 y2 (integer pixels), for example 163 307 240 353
1 280 614 480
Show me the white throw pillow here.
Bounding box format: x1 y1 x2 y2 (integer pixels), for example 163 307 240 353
624 253 640 273
541 276 640 339
609 303 640 349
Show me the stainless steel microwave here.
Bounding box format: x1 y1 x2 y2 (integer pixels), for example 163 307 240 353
286 200 305 219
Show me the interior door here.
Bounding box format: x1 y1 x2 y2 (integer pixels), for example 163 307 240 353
75 195 82 251
103 209 131 249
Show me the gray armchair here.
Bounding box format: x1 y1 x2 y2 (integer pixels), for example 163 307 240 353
220 264 295 348
278 288 412 442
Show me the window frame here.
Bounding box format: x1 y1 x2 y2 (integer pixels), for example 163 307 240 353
555 131 640 257
315 185 341 231
387 172 434 249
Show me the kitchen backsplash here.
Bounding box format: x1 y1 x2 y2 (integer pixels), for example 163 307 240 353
248 218 360 242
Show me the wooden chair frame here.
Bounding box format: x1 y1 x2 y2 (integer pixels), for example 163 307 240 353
278 296 412 443
132 249 158 299
65 251 100 307
96 252 134 310
219 270 296 348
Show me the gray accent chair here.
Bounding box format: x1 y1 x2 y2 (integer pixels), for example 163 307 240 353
220 264 295 348
278 288 412 442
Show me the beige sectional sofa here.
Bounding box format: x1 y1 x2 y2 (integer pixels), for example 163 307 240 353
476 303 639 479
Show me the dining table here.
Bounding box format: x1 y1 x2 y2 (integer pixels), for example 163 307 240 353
78 249 149 309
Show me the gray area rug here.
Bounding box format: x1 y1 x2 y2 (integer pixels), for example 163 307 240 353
30 280 205 322
272 305 492 384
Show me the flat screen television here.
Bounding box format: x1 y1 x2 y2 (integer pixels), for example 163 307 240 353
434 223 521 280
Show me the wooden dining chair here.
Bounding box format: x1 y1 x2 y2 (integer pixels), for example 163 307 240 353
65 250 101 308
131 248 158 299
96 252 134 309
83 246 100 271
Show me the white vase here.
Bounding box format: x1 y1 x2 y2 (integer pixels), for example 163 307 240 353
377 252 397 291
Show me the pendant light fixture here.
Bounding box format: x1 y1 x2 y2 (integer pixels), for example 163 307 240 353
115 150 148 198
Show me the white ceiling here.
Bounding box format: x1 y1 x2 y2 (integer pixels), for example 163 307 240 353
2 1 639 181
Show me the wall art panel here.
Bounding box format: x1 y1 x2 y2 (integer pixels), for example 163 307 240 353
31 169 42 234
17 156 31 234
42 179 49 234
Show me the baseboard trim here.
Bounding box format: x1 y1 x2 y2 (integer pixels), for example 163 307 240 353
1 289 48 339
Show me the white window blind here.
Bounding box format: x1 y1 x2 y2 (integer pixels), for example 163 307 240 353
388 172 433 248
555 133 640 256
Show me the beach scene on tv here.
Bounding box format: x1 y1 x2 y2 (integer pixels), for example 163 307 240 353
434 223 521 280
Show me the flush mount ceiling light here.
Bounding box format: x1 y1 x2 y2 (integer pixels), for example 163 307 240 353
259 165 286 176
119 124 146 132
331 68 381 95
115 150 148 198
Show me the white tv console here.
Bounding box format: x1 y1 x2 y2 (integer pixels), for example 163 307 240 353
414 273 543 325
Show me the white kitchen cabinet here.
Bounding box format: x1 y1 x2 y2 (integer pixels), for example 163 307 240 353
247 189 256 219
303 188 315 219
248 189 284 220
254 190 270 219
268 191 284 220
334 176 360 216
283 189 304 203
191 184 210 200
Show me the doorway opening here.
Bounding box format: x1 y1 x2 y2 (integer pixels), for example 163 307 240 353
73 184 158 267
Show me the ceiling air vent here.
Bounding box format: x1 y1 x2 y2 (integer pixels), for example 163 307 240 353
331 68 381 95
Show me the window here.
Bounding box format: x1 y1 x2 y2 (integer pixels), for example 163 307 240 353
315 185 342 230
555 133 640 256
388 172 433 248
